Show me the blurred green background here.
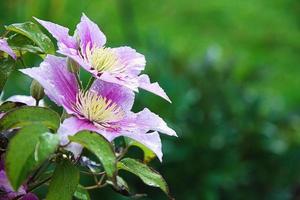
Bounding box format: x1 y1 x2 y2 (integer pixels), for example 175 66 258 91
1 0 300 199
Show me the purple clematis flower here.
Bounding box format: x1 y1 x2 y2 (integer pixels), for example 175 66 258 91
0 156 38 200
0 39 16 60
34 14 171 102
20 55 176 161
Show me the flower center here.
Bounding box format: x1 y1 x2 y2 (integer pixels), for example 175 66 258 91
86 47 125 74
73 90 125 124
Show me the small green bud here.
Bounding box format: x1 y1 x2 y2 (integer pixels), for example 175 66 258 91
67 58 80 74
30 79 45 103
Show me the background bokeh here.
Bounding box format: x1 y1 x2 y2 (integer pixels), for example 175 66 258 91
1 0 300 199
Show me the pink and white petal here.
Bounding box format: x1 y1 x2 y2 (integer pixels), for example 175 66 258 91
114 46 146 76
0 171 26 199
34 17 77 49
76 13 106 55
0 39 16 60
57 49 91 72
129 108 177 137
58 117 98 158
100 72 139 92
138 74 171 103
122 131 163 162
5 95 39 106
90 79 135 112
20 55 78 113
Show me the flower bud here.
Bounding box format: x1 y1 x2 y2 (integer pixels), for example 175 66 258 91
67 58 80 74
30 79 44 103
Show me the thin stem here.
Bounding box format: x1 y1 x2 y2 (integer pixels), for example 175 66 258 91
84 182 108 190
18 51 26 67
75 73 83 89
83 174 106 190
27 176 52 192
85 76 95 91
117 146 130 161
28 160 49 183
1 30 9 38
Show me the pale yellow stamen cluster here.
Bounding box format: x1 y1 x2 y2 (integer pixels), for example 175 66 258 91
74 91 125 124
86 47 125 74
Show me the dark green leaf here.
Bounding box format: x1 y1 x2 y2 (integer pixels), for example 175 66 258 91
118 158 170 195
5 22 55 54
74 185 90 200
46 159 79 200
107 176 130 196
69 131 117 179
0 106 60 132
5 124 59 190
0 101 26 113
125 137 156 163
0 58 15 93
8 34 43 54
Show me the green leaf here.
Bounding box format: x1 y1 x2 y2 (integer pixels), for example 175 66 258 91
5 124 59 190
0 101 26 113
0 106 60 132
118 158 170 196
69 131 117 179
46 159 79 200
7 34 43 54
107 176 130 196
74 185 90 200
0 58 15 93
125 137 156 163
5 22 55 54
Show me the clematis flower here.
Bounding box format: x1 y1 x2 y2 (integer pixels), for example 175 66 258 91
0 39 16 60
34 14 171 102
0 156 38 200
20 55 176 161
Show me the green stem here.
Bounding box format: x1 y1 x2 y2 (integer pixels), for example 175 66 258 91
85 76 95 91
1 30 9 38
27 176 52 192
75 73 83 89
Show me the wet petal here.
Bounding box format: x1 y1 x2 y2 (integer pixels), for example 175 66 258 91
34 17 77 49
99 72 139 92
90 79 135 112
76 13 106 54
0 39 16 60
5 95 44 106
57 117 98 158
138 74 171 103
20 55 78 113
121 131 163 161
129 108 177 137
114 46 146 76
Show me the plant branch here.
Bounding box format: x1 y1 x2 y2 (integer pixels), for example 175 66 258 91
85 76 95 91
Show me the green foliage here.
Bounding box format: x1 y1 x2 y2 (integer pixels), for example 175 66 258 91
125 137 156 163
74 185 91 200
69 131 117 180
0 57 15 93
0 101 25 112
0 106 60 132
46 159 80 200
5 22 55 54
5 124 59 190
118 158 170 197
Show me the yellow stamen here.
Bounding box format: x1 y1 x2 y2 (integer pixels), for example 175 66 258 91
86 47 125 74
73 90 125 124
